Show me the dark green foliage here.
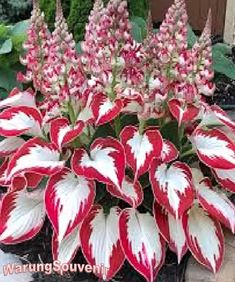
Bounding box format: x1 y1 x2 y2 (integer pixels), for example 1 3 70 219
0 0 32 23
39 0 71 30
67 0 93 42
128 0 149 19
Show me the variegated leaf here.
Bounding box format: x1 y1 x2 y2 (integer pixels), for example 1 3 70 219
72 137 125 189
197 179 235 233
120 126 163 180
0 88 35 109
80 205 125 281
200 105 235 131
0 190 45 244
150 160 194 218
190 128 235 169
183 204 224 273
0 159 9 186
10 173 43 192
161 140 179 163
0 137 25 157
119 208 165 282
0 106 42 137
153 202 187 263
168 99 199 125
213 168 235 193
50 117 84 150
6 137 65 180
46 168 95 243
52 226 80 264
107 176 143 208
92 93 123 125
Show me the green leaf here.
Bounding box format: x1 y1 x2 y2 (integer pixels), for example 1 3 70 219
91 123 116 144
187 25 197 48
76 42 82 54
212 48 235 79
120 114 138 129
212 43 232 56
0 88 8 99
131 21 143 42
0 39 13 54
160 121 180 149
10 20 29 36
142 187 154 213
131 16 147 31
0 67 22 91
95 183 107 203
0 24 9 38
131 16 147 43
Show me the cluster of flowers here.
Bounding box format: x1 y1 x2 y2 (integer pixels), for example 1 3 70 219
0 0 234 281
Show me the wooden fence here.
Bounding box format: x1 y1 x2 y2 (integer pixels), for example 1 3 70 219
150 0 228 37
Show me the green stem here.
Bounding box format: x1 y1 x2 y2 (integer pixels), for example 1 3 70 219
139 119 146 135
180 148 195 159
67 101 77 125
67 101 81 148
114 116 121 137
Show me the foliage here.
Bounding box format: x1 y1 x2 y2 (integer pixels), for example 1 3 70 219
0 0 32 23
0 1 235 281
0 21 28 98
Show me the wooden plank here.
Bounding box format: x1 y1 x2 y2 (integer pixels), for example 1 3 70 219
224 0 235 44
150 0 227 35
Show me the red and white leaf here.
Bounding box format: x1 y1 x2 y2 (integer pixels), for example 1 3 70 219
46 168 95 243
150 160 194 218
80 205 125 281
50 117 85 150
119 208 165 282
0 106 42 137
153 202 187 263
0 190 45 244
0 137 25 157
121 95 144 114
92 93 123 125
0 88 35 109
161 140 179 163
183 204 224 273
0 159 10 186
120 126 163 180
190 128 235 169
52 226 80 264
6 137 65 180
197 179 235 233
168 99 199 125
200 105 235 131
10 173 43 192
213 168 235 193
107 176 143 208
72 137 125 189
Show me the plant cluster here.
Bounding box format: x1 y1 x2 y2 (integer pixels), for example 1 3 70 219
0 0 235 281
